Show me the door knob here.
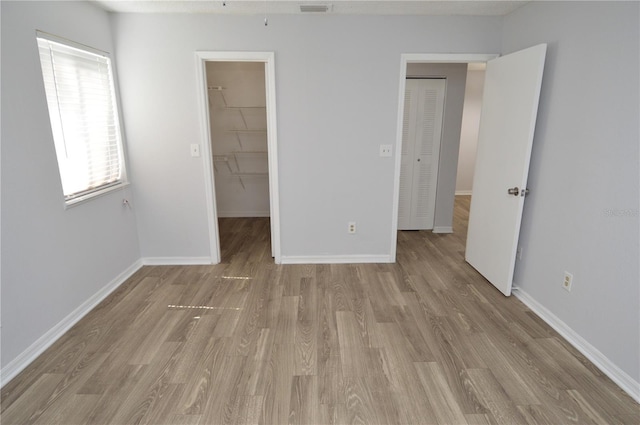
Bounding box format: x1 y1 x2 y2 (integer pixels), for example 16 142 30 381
507 187 519 196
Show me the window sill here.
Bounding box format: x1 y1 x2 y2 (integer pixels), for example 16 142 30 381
64 181 130 209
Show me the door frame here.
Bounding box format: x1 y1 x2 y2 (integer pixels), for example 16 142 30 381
195 51 281 264
390 53 498 261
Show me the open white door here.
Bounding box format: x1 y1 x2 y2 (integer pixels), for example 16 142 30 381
465 44 546 296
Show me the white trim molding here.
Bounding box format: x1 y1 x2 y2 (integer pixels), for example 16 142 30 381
195 51 281 265
281 255 392 265
432 226 453 234
0 259 143 387
142 257 213 266
513 288 640 403
217 211 270 218
455 190 473 196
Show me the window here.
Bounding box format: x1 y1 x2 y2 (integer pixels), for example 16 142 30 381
37 32 127 206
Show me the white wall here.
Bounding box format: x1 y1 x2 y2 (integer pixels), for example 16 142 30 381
0 1 140 372
112 14 501 260
406 63 467 232
506 2 639 384
456 68 485 194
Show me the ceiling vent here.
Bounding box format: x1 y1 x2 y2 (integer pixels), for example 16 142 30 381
299 4 332 13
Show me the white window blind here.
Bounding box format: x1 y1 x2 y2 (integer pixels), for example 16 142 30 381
37 33 126 204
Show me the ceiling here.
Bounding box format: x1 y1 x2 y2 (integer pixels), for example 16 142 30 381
91 0 529 15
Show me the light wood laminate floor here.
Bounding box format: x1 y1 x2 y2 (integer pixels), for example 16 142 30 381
2 197 638 424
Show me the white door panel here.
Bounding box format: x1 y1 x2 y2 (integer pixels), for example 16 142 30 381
398 89 413 229
398 79 446 230
465 44 547 296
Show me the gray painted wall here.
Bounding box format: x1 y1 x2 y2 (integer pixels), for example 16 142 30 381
506 2 639 382
0 1 141 368
406 63 467 232
111 14 501 259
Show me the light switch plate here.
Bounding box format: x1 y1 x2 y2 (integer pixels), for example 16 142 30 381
190 144 200 157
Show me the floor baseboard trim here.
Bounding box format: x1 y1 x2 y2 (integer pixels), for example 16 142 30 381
142 257 213 265
455 190 473 196
0 259 144 388
217 211 270 218
433 226 453 234
281 255 392 264
513 288 640 403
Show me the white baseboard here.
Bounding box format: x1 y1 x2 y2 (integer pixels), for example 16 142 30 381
217 211 270 218
281 255 392 265
0 259 144 388
455 190 473 196
513 288 640 403
142 257 213 265
433 226 453 234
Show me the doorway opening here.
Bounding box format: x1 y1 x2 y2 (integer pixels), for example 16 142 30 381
455 63 487 198
392 47 547 297
207 61 270 262
195 52 281 264
390 54 498 261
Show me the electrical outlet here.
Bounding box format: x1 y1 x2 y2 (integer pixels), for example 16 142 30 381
348 222 356 234
379 145 392 157
562 271 573 292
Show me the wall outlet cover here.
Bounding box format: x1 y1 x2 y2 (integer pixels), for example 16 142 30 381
348 222 356 234
563 271 573 292
379 145 393 157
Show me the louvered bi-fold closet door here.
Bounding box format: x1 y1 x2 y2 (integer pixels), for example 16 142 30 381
398 78 446 230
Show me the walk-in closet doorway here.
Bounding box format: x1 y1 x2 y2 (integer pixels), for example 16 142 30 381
195 52 281 264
